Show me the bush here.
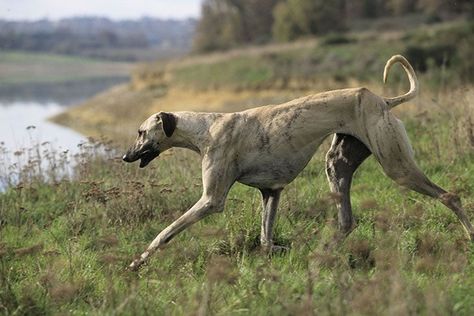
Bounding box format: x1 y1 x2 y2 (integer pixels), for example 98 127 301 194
272 0 346 42
404 44 455 72
322 33 355 45
272 2 300 42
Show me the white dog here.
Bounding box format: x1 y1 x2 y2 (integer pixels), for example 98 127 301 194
123 55 474 270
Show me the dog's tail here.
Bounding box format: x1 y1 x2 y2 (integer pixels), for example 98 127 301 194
382 54 419 109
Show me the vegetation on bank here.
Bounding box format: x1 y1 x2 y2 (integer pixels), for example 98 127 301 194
179 20 474 90
193 0 472 52
1 86 474 314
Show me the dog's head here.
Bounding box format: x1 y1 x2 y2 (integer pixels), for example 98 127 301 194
122 112 176 168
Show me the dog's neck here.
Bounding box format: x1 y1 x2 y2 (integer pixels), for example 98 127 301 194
169 112 218 154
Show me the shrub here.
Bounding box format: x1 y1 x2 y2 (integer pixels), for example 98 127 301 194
322 33 355 45
404 44 456 72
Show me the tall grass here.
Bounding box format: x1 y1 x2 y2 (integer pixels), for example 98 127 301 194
1 85 474 314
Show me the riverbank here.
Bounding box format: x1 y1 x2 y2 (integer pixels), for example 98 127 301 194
0 52 134 189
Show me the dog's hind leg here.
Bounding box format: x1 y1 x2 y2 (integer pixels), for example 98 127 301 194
367 115 474 241
325 134 371 236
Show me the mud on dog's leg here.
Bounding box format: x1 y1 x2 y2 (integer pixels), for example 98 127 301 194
325 134 371 236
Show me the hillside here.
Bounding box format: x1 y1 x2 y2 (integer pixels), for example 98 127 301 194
52 19 474 143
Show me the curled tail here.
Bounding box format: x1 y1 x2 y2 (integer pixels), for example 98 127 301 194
383 54 419 109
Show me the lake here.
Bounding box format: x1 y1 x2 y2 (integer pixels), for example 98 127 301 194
0 78 127 187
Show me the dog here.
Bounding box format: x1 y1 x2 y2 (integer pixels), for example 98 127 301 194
123 55 474 270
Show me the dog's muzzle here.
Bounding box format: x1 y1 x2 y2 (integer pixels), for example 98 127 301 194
122 147 160 168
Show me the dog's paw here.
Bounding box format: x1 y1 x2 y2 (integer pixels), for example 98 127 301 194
128 259 143 272
270 244 290 254
128 252 149 271
261 244 290 255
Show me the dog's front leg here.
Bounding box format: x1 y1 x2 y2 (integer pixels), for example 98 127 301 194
129 196 221 270
260 188 286 253
129 163 234 271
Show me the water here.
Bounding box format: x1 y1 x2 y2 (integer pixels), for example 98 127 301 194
0 101 84 154
0 78 126 188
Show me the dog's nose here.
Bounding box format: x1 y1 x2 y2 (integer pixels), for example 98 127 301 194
122 154 130 162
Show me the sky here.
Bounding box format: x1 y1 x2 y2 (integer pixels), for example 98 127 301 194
0 0 202 21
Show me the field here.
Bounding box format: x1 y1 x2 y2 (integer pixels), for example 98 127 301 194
2 20 474 315
0 51 134 86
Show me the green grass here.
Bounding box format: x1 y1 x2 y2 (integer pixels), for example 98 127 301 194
1 91 474 314
0 51 133 85
173 56 275 90
165 20 473 92
171 39 403 91
2 19 474 314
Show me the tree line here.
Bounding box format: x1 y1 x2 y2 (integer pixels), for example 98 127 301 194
0 17 196 61
193 0 473 52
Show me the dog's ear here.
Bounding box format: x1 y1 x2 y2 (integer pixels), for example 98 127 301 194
157 112 176 137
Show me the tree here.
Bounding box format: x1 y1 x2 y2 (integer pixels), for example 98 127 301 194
192 0 236 51
193 0 280 52
387 0 418 15
272 0 346 42
272 2 299 41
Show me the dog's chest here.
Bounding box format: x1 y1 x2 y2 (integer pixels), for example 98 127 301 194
235 141 320 189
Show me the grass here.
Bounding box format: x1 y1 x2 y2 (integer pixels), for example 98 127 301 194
173 56 274 90
170 37 404 91
168 20 472 91
0 51 133 85
2 85 474 314
4 18 474 315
